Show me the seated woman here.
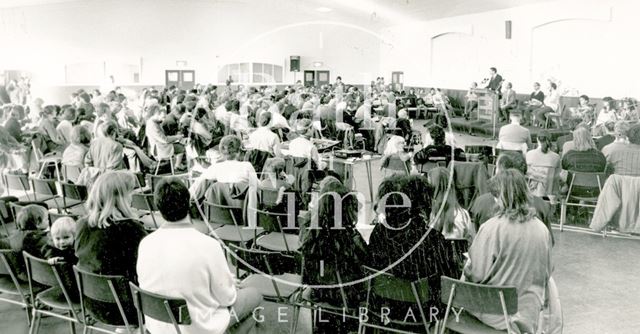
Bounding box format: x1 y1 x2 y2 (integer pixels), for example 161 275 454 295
568 95 594 126
525 131 560 198
75 171 148 328
413 125 464 167
533 82 560 127
464 169 552 333
463 82 479 120
38 105 66 153
368 174 460 324
427 167 475 242
561 127 607 197
380 134 412 174
299 176 367 333
62 125 91 168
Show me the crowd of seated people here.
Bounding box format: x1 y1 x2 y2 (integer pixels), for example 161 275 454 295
9 76 640 333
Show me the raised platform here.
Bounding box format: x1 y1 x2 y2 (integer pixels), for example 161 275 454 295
449 117 570 141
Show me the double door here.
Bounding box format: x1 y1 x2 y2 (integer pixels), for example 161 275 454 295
165 70 195 89
303 70 330 87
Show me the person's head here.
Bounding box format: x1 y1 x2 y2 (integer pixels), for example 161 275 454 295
316 176 359 232
604 121 616 135
16 205 49 231
505 82 513 90
434 113 448 129
263 157 286 178
488 169 535 223
258 111 272 127
154 178 190 222
426 167 460 233
572 127 596 151
549 82 557 90
100 120 119 138
11 105 25 120
533 82 540 91
490 67 497 75
218 135 243 160
96 103 111 117
293 118 313 137
60 107 76 122
470 82 478 89
509 110 523 123
86 171 136 228
70 125 91 146
602 97 615 110
376 174 432 228
537 130 552 153
627 124 640 145
614 120 630 140
147 104 167 122
496 151 527 174
429 125 446 146
579 95 590 106
42 105 56 120
50 217 76 250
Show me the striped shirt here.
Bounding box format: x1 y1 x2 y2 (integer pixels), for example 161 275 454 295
606 144 640 176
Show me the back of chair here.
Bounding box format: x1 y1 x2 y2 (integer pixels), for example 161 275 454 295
150 175 190 194
60 182 88 202
258 187 280 207
363 266 429 304
255 207 295 233
129 282 191 332
204 201 242 226
23 252 58 288
567 171 608 199
62 165 83 183
384 156 410 174
228 244 271 275
0 249 23 282
31 178 59 197
73 265 127 304
131 192 157 212
5 173 31 193
440 276 517 316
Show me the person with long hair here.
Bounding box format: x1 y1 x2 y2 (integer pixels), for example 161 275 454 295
526 131 560 197
367 174 459 326
427 167 475 241
464 169 552 333
299 176 367 333
74 170 147 328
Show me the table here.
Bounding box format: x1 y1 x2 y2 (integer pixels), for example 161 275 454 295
321 152 381 202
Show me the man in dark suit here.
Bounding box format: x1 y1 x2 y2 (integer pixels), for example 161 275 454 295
485 67 503 93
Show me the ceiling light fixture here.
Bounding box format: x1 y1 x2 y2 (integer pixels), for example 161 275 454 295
316 7 332 12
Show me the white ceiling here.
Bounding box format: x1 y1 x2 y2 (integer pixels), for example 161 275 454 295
0 0 555 27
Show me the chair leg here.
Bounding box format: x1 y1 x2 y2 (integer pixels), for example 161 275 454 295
560 202 566 232
290 305 300 334
29 309 40 334
154 160 161 175
170 158 175 175
68 311 76 334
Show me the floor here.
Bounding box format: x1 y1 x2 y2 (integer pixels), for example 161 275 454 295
1 124 638 333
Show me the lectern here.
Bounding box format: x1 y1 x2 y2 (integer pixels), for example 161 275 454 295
476 89 499 137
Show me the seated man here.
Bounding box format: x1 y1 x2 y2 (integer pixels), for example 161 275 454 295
496 110 532 154
602 120 630 159
521 82 545 125
137 178 262 334
498 82 517 122
605 123 640 176
146 104 185 170
463 82 478 120
288 119 326 170
247 111 281 157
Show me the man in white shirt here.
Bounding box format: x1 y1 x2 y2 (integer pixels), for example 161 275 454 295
497 110 532 154
247 111 281 156
287 119 325 169
137 178 262 334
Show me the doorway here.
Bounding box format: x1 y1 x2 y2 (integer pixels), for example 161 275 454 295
165 70 195 89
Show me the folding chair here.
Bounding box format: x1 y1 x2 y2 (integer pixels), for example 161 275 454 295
23 252 81 334
62 165 83 184
383 156 410 176
418 156 447 174
131 192 160 230
359 266 436 334
32 141 62 181
4 173 37 201
0 196 19 237
252 207 300 252
203 201 263 245
73 266 136 334
439 276 517 334
228 244 301 304
560 171 608 234
129 282 191 334
59 182 88 215
31 178 82 213
0 249 33 326
545 105 565 129
9 201 49 228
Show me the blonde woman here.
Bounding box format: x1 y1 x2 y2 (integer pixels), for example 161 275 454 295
75 170 147 328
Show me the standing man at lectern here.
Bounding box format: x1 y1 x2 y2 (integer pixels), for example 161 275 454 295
485 67 503 96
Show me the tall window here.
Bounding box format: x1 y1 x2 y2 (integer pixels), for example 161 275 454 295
218 62 283 84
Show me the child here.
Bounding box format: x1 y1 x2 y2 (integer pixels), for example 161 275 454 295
0 204 49 281
42 217 79 301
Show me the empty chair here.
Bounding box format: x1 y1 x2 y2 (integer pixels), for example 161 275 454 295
129 282 191 334
4 173 38 201
253 207 300 252
439 276 518 334
32 178 83 213
204 201 262 245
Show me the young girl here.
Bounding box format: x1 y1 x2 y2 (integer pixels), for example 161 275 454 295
427 167 475 242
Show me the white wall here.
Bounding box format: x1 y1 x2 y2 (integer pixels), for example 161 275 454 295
0 0 384 102
379 0 640 98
